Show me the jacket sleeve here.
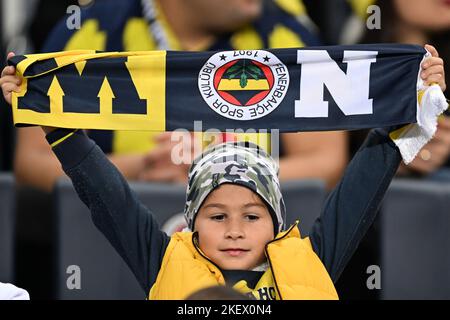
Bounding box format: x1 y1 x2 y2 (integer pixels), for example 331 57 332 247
308 129 402 282
46 129 170 295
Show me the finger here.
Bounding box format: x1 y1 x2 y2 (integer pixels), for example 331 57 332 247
1 66 16 77
1 83 16 103
0 75 22 86
424 74 444 86
421 65 444 80
425 44 439 58
421 61 444 76
3 52 16 76
421 57 443 70
1 82 21 95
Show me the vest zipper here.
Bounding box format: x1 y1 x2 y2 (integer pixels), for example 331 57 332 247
264 221 299 300
191 232 224 281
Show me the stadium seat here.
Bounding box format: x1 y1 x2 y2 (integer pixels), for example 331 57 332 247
380 179 450 299
53 178 326 299
0 173 15 283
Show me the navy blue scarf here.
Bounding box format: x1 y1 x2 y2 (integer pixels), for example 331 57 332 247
9 44 428 133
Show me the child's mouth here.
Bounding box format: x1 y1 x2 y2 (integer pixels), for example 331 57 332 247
221 249 249 257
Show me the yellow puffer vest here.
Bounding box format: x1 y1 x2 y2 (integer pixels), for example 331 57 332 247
149 223 339 300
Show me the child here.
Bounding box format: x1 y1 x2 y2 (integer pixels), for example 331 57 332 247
1 46 446 300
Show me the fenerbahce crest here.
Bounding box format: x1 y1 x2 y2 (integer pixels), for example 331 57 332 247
198 50 290 121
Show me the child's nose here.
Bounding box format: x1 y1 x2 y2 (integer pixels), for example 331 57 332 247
224 230 244 239
224 221 245 239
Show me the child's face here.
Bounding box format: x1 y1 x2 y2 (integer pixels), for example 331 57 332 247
194 184 274 270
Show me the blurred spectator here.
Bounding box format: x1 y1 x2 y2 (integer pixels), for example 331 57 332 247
1 0 75 169
302 0 374 45
334 0 449 301
29 0 80 53
357 0 450 181
13 0 348 192
1 0 37 171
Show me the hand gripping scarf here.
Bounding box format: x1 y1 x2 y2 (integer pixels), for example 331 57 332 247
8 44 448 163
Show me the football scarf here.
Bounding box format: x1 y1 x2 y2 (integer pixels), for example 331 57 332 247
9 44 448 163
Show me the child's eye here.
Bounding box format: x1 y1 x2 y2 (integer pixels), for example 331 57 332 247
245 214 259 221
210 214 225 221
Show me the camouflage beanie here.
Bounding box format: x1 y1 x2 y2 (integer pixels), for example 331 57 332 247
184 141 286 234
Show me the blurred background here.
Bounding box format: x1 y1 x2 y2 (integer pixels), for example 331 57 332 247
0 0 449 300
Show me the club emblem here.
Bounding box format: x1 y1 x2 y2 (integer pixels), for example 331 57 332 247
198 50 289 120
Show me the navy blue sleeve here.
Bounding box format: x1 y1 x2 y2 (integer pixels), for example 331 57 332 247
41 11 91 52
42 0 142 53
41 0 105 52
47 129 170 294
308 129 402 282
42 21 73 52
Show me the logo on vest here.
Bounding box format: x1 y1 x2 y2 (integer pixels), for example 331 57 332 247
198 50 289 121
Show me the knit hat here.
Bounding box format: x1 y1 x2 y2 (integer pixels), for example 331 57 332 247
184 141 286 235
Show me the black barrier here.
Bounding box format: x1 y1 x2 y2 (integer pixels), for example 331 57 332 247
380 179 450 299
0 174 15 283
